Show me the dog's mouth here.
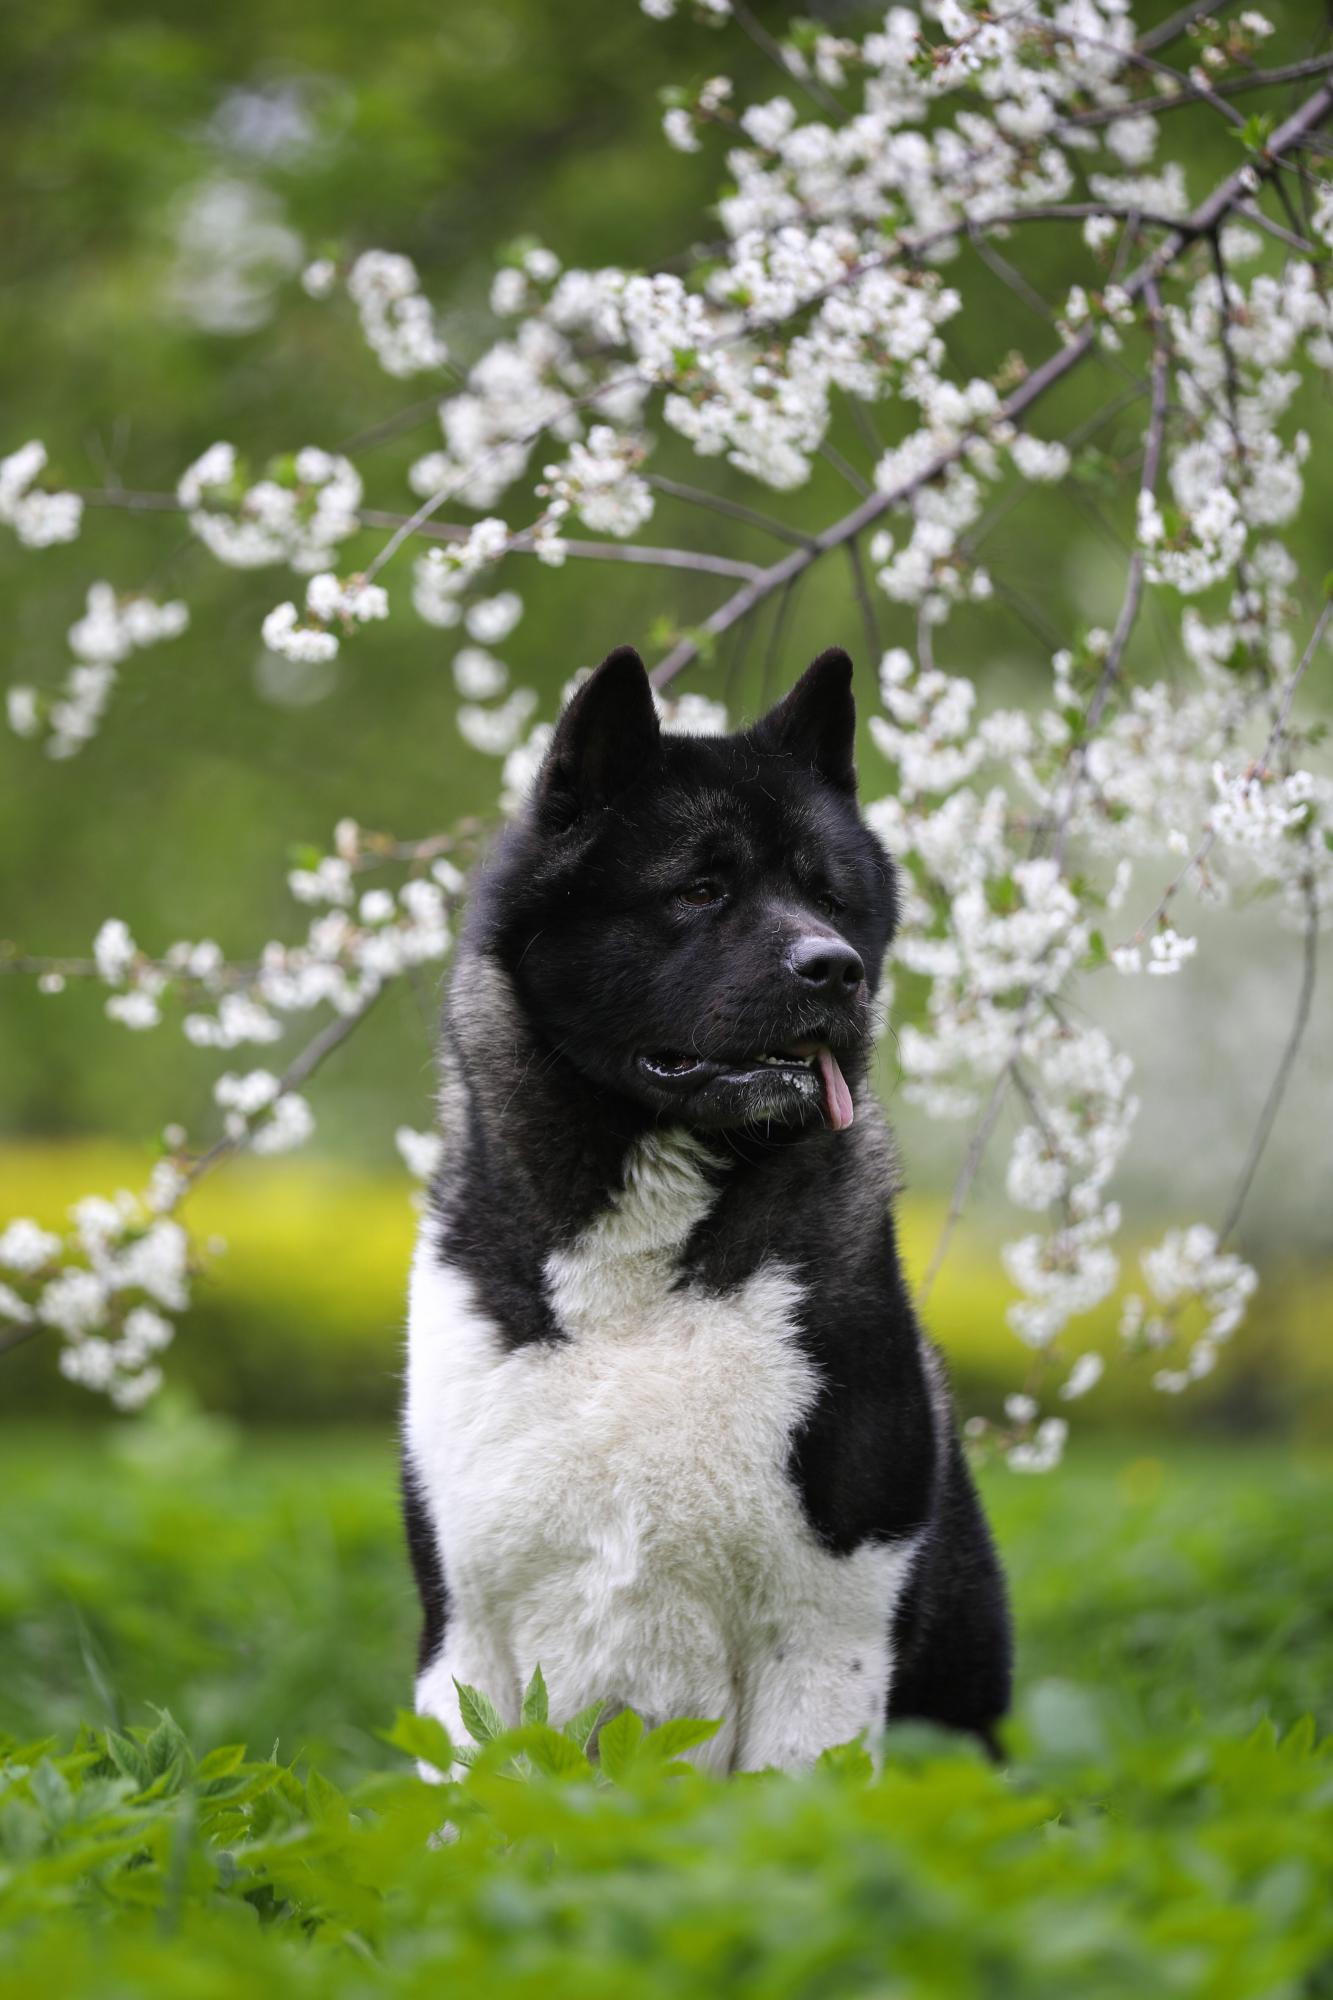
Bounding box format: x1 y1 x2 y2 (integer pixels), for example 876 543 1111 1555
638 1041 855 1132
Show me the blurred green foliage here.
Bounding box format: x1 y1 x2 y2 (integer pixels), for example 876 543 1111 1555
1 1421 1330 1994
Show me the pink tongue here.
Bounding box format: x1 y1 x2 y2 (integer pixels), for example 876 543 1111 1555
816 1047 854 1132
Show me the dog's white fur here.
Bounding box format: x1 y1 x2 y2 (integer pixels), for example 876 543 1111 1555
406 1129 919 1772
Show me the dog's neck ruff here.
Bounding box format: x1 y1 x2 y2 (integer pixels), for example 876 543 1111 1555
543 1129 727 1338
589 1129 721 1259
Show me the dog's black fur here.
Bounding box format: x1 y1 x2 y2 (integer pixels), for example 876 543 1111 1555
405 645 1011 1750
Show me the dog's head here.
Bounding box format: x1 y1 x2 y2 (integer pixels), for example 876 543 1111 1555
475 644 897 1135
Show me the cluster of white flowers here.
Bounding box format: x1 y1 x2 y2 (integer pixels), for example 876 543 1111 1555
262 571 389 663
1 1193 189 1410
345 250 450 377
1004 1411 1070 1475
0 440 83 547
214 1070 315 1154
642 0 731 22
396 1125 444 1180
538 428 654 538
412 518 513 629
178 442 362 571
4 0 1329 1455
407 306 613 513
7 582 188 759
1121 1225 1258 1394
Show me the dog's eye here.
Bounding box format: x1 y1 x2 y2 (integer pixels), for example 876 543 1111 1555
679 880 724 908
816 891 845 918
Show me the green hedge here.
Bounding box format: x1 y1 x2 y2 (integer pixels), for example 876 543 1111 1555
4 1141 1332 1433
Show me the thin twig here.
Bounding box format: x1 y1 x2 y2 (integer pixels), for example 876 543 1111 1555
817 440 872 498
336 392 447 457
178 988 385 1194
1217 871 1320 1243
967 216 1056 324
0 1322 45 1358
646 474 814 547
69 491 765 585
1046 19 1249 131
1065 51 1333 128
1235 201 1321 256
916 1050 1023 1307
845 536 881 667
358 510 763 581
1137 0 1235 56
759 573 803 709
728 0 847 124
1207 227 1254 605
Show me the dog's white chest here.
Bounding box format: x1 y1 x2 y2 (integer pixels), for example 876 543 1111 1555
406 1132 910 1768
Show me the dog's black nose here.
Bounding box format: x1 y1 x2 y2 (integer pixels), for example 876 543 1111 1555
788 935 864 994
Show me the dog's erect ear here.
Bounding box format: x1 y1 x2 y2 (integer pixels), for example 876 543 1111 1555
752 647 857 791
536 645 661 824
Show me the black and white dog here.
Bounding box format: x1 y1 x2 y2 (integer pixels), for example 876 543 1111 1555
403 645 1011 1770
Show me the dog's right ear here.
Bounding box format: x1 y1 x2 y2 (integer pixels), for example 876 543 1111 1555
535 645 661 826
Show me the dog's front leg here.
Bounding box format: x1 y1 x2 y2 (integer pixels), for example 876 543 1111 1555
414 1625 517 1778
734 1631 891 1772
733 1543 916 1772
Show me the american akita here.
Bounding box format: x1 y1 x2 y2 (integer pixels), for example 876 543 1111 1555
403 644 1011 1770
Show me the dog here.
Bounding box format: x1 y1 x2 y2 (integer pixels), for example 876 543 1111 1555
402 644 1011 1771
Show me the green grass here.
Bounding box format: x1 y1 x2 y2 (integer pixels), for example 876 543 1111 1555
2 1415 1331 1996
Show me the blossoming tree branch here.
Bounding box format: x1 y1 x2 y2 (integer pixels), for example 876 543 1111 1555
2 0 1331 1467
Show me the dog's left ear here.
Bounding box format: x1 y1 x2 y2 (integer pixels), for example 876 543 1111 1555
752 647 857 791
536 645 661 825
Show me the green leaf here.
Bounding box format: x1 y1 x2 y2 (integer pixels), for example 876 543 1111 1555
381 1709 455 1772
105 1730 149 1788
1232 111 1275 153
817 1737 875 1782
29 1760 74 1827
562 1700 606 1752
514 1724 590 1779
597 1709 645 1784
144 1710 190 1782
521 1664 549 1729
1281 1714 1317 1760
305 1767 349 1823
638 1717 722 1766
193 1744 246 1784
454 1681 504 1747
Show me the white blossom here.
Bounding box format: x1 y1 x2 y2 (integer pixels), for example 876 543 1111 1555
0 440 83 547
465 592 524 644
346 250 449 377
250 1093 315 1154
0 1219 61 1273
1007 1418 1068 1473
396 1126 443 1179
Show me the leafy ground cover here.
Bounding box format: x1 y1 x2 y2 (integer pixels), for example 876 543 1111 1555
2 1416 1331 1996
